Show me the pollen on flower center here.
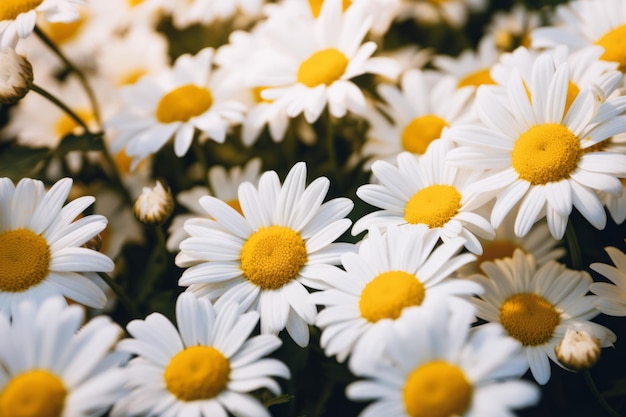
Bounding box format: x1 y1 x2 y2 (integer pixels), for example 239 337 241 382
0 228 51 293
477 240 519 264
359 271 425 322
297 48 349 88
595 24 626 72
511 123 581 185
0 0 43 21
404 184 462 228
164 346 230 401
0 370 67 417
499 293 560 346
403 360 473 417
240 226 308 290
155 84 213 124
55 109 94 138
401 114 448 154
308 0 352 18
457 68 496 88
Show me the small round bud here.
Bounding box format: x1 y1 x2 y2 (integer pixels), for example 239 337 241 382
133 180 174 225
556 325 602 371
0 49 33 104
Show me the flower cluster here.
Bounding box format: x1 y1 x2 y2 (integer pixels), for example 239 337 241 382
1 0 626 416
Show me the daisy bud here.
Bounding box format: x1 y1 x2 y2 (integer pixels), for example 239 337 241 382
0 49 33 104
133 181 173 225
556 325 602 371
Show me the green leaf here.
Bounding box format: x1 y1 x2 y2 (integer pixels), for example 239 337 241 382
0 146 50 180
55 132 104 155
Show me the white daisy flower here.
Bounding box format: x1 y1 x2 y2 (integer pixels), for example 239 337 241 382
433 34 500 89
95 26 170 89
353 141 495 255
252 0 400 123
347 298 540 417
531 0 626 72
112 292 290 417
0 0 81 51
0 298 126 417
459 214 566 277
361 69 475 168
176 162 355 347
167 157 263 252
486 3 540 52
107 47 246 169
309 224 481 369
0 177 114 316
394 0 488 28
471 249 616 384
590 246 626 316
446 49 626 239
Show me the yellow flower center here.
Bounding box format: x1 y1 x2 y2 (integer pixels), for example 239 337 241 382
164 346 230 402
155 84 213 124
0 0 43 21
401 114 448 154
127 0 144 7
359 271 425 322
226 199 243 215
457 68 496 88
118 68 148 86
595 24 626 72
252 86 273 104
297 48 349 88
39 12 85 45
307 0 352 17
54 109 95 138
0 370 67 417
477 240 519 264
511 123 581 185
500 293 560 346
403 360 473 417
404 185 461 228
0 228 51 293
240 226 308 290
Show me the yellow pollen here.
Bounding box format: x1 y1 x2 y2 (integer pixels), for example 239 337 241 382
404 185 462 228
225 199 243 215
457 68 496 88
39 12 85 45
0 370 67 417
54 109 94 138
297 48 349 88
477 240 519 264
595 24 626 72
307 0 352 17
403 360 473 417
118 68 148 86
155 84 213 124
359 271 425 322
0 0 43 21
0 228 51 293
512 123 581 185
164 346 230 402
500 293 560 346
401 114 448 154
240 226 308 290
252 86 272 104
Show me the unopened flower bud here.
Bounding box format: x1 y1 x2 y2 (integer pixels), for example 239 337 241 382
556 325 602 371
0 49 33 104
134 181 174 225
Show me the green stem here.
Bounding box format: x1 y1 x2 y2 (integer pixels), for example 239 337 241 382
97 272 142 319
582 370 622 417
34 26 101 124
31 84 91 134
565 220 583 270
192 137 210 188
325 110 336 171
